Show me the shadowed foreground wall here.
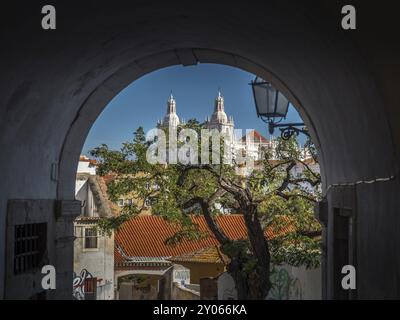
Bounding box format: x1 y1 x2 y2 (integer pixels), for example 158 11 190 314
0 0 399 299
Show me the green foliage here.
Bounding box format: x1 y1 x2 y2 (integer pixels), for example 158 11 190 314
221 240 250 258
270 232 321 269
90 124 322 269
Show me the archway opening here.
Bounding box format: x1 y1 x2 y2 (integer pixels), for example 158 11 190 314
2 2 398 300
73 62 322 300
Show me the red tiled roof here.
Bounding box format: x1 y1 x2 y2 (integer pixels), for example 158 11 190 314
241 130 270 144
115 215 295 264
79 155 97 165
168 245 229 265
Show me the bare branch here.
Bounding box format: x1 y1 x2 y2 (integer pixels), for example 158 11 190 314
276 161 296 192
296 159 321 181
297 230 322 238
288 177 320 187
208 187 227 206
182 196 230 244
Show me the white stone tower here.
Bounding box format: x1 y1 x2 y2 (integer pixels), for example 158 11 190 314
204 90 234 139
157 93 180 129
204 90 236 161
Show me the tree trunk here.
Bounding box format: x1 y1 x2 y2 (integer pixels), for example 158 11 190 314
242 205 271 299
226 256 248 300
199 200 250 299
197 198 271 299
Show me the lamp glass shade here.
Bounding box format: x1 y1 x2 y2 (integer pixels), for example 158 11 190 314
252 78 289 118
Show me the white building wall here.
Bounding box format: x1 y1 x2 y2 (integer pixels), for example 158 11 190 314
285 265 321 300
268 264 321 300
73 225 114 300
74 159 114 300
75 179 86 196
77 158 96 175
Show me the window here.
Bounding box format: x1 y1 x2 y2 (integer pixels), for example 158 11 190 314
14 223 47 274
84 228 98 249
84 277 97 300
117 199 124 207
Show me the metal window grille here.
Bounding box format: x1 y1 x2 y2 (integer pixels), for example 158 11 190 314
84 277 97 300
14 223 47 274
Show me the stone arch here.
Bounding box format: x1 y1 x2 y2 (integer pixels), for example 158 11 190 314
1 1 400 299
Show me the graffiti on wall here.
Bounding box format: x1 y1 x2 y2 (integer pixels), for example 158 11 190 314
268 267 302 300
73 269 95 300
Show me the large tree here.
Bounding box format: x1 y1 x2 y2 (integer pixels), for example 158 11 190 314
90 120 321 299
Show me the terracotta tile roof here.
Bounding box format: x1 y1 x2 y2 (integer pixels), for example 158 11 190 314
79 155 97 165
114 247 124 264
115 215 246 260
240 130 270 144
168 245 229 265
115 214 295 266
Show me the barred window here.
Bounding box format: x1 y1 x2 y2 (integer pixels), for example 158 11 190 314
84 277 98 300
14 223 47 274
84 228 98 249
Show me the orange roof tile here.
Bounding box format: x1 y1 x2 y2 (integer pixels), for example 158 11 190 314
79 155 97 165
115 215 246 259
168 245 229 264
115 214 295 264
241 130 270 144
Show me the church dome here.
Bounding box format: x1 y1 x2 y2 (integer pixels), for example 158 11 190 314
210 110 228 124
162 112 180 127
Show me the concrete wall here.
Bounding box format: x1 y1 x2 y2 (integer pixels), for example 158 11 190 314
175 262 225 285
172 282 200 300
1 1 400 298
4 199 79 299
217 272 238 300
77 161 96 176
268 265 322 300
115 269 173 300
118 278 159 300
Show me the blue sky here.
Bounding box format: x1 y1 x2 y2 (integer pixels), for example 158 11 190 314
82 63 303 155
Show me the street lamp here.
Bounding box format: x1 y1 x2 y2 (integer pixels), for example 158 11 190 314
250 77 309 140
